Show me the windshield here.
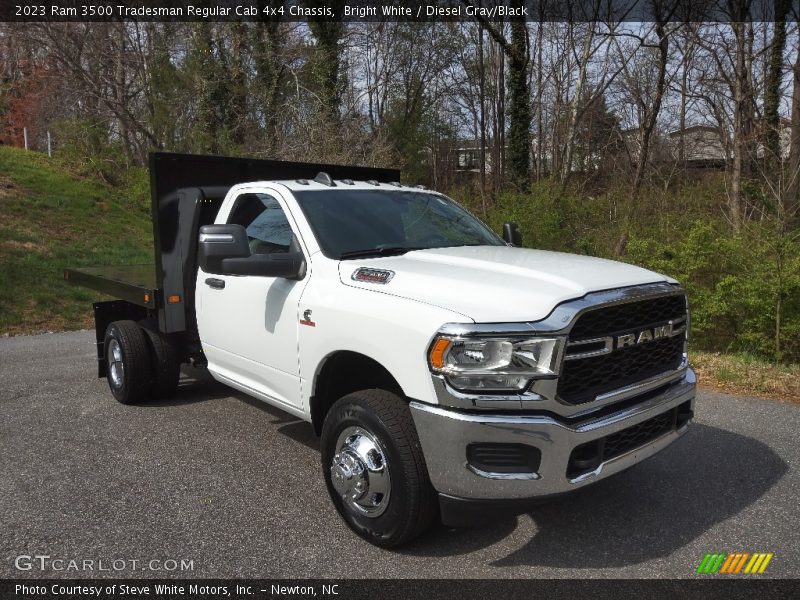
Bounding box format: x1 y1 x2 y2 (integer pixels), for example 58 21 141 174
293 189 504 259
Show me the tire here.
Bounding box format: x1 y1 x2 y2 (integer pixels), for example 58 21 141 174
141 326 181 399
321 389 437 547
104 320 152 405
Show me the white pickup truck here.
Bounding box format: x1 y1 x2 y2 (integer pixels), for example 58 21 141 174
67 153 696 547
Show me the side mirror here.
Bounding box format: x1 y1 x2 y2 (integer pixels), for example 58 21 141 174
502 222 523 247
198 224 306 279
199 224 250 274
221 253 306 279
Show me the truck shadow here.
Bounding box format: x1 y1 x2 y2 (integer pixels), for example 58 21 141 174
135 365 321 450
404 424 787 565
135 365 231 407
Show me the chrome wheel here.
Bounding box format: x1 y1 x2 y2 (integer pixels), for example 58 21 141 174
330 426 391 518
107 338 124 389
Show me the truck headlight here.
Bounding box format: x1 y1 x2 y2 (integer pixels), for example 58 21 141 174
428 336 564 392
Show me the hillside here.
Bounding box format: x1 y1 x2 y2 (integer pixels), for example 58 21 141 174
0 147 152 334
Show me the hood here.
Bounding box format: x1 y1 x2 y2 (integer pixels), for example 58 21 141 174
338 246 670 323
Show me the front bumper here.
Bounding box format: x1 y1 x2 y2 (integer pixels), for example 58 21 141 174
410 368 696 501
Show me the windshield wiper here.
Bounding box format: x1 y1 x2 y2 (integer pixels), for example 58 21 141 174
338 246 416 260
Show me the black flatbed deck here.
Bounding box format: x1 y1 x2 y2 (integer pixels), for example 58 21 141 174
64 265 157 309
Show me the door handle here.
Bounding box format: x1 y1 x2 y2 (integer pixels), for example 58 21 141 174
205 278 225 289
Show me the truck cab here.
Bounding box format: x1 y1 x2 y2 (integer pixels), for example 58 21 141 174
67 153 696 547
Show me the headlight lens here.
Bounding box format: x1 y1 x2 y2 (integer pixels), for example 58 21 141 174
428 336 563 392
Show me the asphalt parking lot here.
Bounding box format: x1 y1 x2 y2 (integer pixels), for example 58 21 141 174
1 330 797 578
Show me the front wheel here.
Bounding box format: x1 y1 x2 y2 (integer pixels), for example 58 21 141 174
321 389 437 547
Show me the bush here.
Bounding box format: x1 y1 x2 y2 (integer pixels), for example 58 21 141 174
627 220 800 362
472 174 800 364
51 118 130 186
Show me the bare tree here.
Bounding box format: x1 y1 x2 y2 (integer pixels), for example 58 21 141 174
614 5 678 255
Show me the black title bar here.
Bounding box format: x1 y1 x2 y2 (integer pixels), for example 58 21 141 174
3 0 798 22
3 578 800 600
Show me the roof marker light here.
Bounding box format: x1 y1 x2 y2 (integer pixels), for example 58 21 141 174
314 172 336 187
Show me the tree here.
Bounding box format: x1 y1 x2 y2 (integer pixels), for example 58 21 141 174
763 0 790 174
464 0 531 189
254 1 288 154
729 1 756 231
614 5 677 255
788 39 800 223
308 0 346 124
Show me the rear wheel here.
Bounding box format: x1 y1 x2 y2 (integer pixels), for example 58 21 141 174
321 389 437 547
104 320 152 405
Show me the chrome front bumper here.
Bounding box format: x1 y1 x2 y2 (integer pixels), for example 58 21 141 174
410 368 696 500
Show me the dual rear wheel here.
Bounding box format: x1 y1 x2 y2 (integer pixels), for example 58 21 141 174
104 320 181 404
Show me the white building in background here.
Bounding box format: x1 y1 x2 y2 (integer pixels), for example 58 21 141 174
667 125 730 166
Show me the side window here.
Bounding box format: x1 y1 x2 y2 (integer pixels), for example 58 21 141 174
227 193 294 255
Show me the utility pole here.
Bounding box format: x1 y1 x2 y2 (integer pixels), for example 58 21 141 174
47 131 52 157
23 127 28 150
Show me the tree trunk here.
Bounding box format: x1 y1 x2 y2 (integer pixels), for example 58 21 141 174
228 22 248 146
308 3 345 125
787 46 800 225
730 16 748 232
498 45 505 187
254 3 286 154
763 0 788 175
615 21 670 257
478 22 486 199
560 23 594 185
507 15 531 189
535 20 543 180
678 29 696 170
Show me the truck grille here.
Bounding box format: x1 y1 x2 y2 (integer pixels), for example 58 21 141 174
557 293 687 405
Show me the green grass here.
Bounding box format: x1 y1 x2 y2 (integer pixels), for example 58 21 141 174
0 146 152 334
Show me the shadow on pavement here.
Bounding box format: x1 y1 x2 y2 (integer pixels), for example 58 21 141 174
119 366 788 567
405 424 786 564
503 424 786 567
131 364 321 450
135 365 232 407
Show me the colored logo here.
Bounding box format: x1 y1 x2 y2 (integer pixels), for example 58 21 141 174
696 552 774 575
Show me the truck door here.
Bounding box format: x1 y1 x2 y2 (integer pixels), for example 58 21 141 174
196 191 307 412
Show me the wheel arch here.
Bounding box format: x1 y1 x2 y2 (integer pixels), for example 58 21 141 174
310 350 406 435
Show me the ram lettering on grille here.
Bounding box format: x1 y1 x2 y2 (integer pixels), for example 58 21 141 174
558 294 687 405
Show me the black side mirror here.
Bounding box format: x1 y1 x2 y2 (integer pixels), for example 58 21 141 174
198 224 306 280
221 253 306 279
199 224 250 273
502 222 523 247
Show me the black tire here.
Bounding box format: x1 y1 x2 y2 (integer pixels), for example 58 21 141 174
104 320 152 405
141 326 181 399
321 389 437 547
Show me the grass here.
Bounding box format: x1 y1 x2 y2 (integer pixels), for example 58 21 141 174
691 351 800 403
0 146 152 334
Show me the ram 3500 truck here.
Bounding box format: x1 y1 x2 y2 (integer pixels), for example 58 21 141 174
66 152 696 547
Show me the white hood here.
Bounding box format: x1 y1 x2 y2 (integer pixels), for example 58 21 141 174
338 246 670 323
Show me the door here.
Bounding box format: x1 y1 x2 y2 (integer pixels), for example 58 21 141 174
196 191 307 411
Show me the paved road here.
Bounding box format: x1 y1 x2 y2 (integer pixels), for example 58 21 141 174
1 331 797 579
